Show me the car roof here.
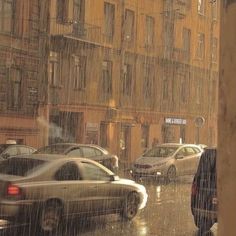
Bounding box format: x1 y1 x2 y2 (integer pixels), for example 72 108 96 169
46 143 104 148
10 154 92 162
156 143 200 147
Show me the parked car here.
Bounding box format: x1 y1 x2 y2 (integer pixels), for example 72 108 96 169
35 143 119 172
0 154 148 234
0 144 36 160
191 147 217 233
130 143 203 182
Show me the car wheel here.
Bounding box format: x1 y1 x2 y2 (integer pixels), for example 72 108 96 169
39 201 62 234
194 215 214 233
121 192 140 220
166 166 176 182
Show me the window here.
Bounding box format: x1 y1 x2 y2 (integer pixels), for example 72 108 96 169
145 16 154 46
55 162 80 181
67 148 82 156
185 147 195 155
82 162 111 181
49 52 60 87
196 33 205 59
182 28 191 60
196 78 201 105
143 64 154 99
0 158 46 176
163 79 168 100
123 9 134 42
104 2 115 42
100 122 108 148
181 79 187 103
122 64 132 96
73 0 85 35
141 125 149 149
212 0 217 20
19 147 32 155
101 60 112 97
81 147 96 157
197 0 205 15
0 0 13 33
57 0 69 23
211 37 218 62
4 146 17 156
8 68 22 110
73 56 86 90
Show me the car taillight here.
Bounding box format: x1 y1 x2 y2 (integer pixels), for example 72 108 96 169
191 182 198 196
6 184 22 196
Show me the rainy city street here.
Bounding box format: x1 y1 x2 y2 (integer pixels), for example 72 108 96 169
0 175 217 236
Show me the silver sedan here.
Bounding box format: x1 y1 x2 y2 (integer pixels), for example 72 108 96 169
131 143 203 182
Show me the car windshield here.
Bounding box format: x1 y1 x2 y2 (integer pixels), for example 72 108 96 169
35 145 69 154
0 158 47 176
143 146 178 158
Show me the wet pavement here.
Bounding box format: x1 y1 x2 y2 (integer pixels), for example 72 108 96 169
0 175 217 236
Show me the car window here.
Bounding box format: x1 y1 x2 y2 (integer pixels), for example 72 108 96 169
4 146 18 156
0 158 47 176
67 148 82 157
81 162 111 181
177 148 187 157
94 148 103 156
55 162 80 181
81 147 97 157
193 147 201 153
143 146 178 157
185 147 195 155
19 146 31 154
36 145 69 154
0 144 9 154
196 149 217 188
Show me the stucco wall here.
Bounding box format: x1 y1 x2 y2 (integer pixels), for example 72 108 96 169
218 1 236 235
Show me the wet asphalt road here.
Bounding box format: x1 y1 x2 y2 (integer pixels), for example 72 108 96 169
0 175 217 236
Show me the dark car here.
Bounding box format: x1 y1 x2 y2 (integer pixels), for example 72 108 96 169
0 144 36 160
35 143 119 172
0 154 147 234
191 147 217 233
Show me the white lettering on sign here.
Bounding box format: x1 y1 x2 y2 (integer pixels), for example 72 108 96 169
165 118 187 125
86 123 99 131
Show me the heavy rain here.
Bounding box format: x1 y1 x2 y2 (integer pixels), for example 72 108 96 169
0 0 236 235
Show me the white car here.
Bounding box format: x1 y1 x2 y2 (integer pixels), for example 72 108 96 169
131 143 203 182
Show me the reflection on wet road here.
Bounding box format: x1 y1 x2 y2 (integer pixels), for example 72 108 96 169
0 176 217 236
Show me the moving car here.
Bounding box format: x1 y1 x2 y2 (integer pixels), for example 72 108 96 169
0 154 147 234
191 147 217 233
0 144 36 160
35 143 119 172
130 143 203 181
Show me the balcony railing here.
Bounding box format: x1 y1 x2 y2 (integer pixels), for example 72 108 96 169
50 19 102 45
161 46 190 62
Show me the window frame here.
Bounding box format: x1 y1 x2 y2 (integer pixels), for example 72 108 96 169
0 0 13 34
104 2 115 42
145 15 155 47
196 33 205 59
197 0 205 16
57 0 69 24
122 63 133 96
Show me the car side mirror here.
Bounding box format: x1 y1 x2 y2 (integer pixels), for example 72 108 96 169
110 175 120 181
175 154 184 159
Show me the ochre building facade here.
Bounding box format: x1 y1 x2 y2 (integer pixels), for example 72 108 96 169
0 0 219 167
